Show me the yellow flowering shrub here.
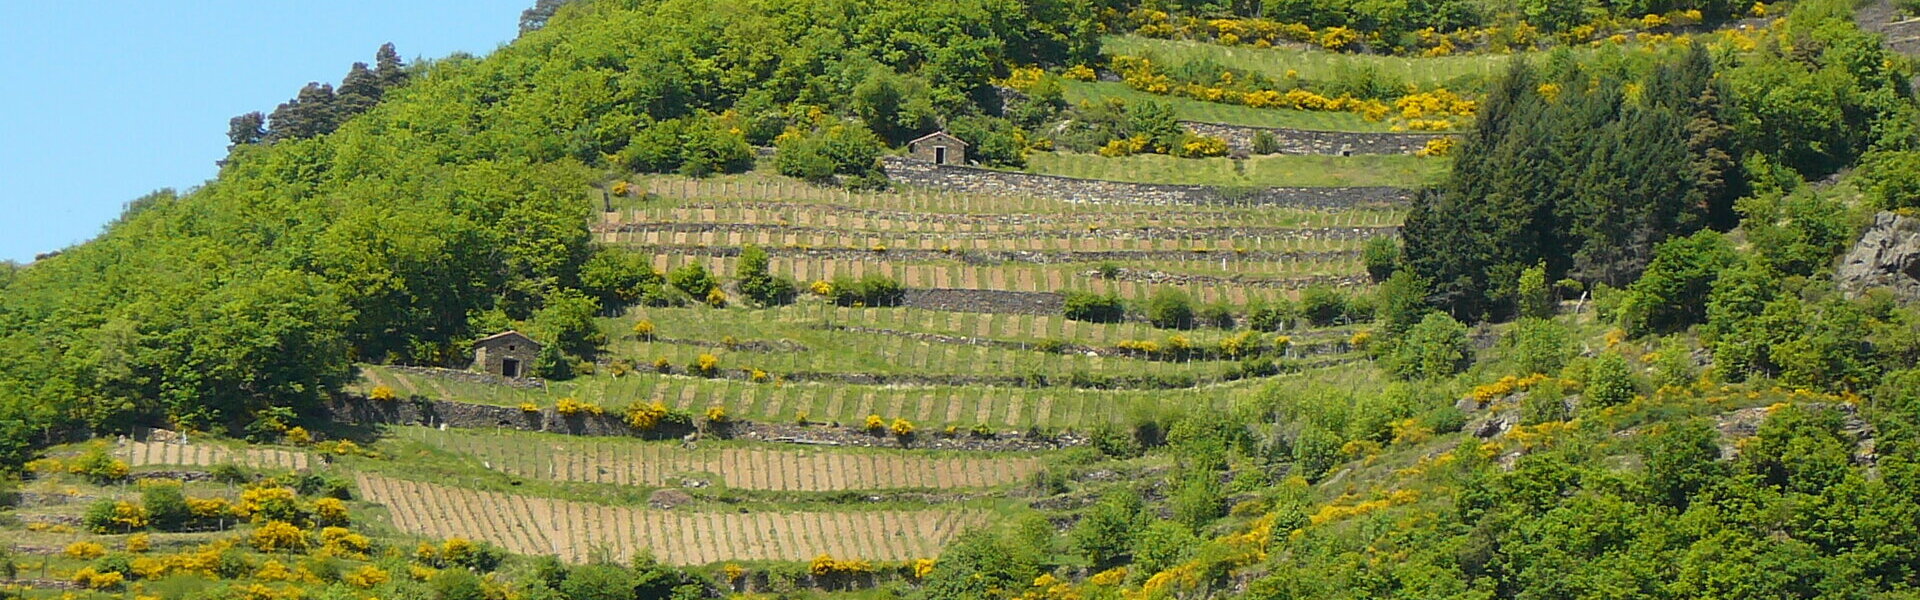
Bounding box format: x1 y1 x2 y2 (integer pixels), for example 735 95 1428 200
368 385 398 401
626 401 670 430
705 405 730 424
1062 65 1096 81
249 520 309 553
864 414 887 432
64 541 108 559
890 418 916 437
255 560 300 582
111 500 151 529
1088 566 1127 586
1415 137 1456 157
693 353 720 376
318 526 372 559
72 567 126 591
186 496 231 518
912 558 937 579
344 565 391 588
126 533 152 553
555 397 602 416
632 320 656 339
312 497 349 526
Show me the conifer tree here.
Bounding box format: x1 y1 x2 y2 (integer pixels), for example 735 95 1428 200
265 83 341 142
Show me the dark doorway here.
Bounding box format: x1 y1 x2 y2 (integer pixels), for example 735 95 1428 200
501 358 521 378
934 146 948 164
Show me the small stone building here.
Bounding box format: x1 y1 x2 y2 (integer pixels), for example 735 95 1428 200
473 331 540 379
907 131 968 165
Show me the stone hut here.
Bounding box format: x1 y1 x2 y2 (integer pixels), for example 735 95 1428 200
906 131 968 165
472 331 539 379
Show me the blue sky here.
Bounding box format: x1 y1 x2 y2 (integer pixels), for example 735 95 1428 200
0 1 531 263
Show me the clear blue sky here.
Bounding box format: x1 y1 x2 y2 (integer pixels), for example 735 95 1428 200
0 1 531 263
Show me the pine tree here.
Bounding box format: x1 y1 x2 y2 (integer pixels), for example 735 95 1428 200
226 112 266 148
265 82 342 142
374 43 407 91
336 62 382 117
519 0 574 35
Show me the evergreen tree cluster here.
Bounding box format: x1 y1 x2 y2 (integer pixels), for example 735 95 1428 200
228 43 409 148
1401 46 1740 321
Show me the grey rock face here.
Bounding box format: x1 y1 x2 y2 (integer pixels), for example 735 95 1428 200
1837 211 1920 303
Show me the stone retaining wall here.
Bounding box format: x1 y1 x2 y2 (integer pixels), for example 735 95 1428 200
903 288 1061 314
618 242 1360 265
1181 121 1444 155
326 395 676 438
882 157 1411 208
596 221 1396 241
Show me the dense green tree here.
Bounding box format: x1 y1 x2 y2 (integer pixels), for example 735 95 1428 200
1583 352 1638 409
852 66 938 145
336 62 382 116
918 530 1038 600
530 289 603 358
1375 269 1432 336
1146 288 1195 329
735 245 795 307
1386 312 1471 379
1643 419 1726 508
1617 230 1739 336
227 112 266 148
266 82 341 141
1072 490 1143 568
1362 236 1400 283
775 124 887 188
1509 317 1574 375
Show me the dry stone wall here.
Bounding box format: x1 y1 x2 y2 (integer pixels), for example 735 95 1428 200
882 157 1411 208
1181 121 1443 155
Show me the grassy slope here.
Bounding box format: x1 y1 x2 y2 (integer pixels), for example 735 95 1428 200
1103 35 1513 89
1020 151 1449 187
1061 80 1394 131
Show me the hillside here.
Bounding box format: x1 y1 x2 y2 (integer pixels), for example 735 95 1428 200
4 0 1920 599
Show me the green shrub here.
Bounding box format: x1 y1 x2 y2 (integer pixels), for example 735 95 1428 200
1509 318 1575 375
735 245 796 307
143 482 191 531
1300 286 1348 327
1362 237 1400 283
668 263 717 298
1584 352 1638 408
1517 262 1553 320
1387 312 1472 379
774 124 886 186
1248 299 1299 332
1251 130 1281 155
1198 302 1235 329
1618 231 1738 336
828 274 905 307
1146 288 1195 329
1063 291 1126 323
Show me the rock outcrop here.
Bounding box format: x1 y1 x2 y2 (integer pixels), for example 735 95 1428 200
1837 211 1920 303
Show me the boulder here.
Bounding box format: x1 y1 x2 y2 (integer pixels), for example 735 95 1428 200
1837 211 1920 303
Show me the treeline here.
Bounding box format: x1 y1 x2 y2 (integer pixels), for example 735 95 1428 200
227 44 411 148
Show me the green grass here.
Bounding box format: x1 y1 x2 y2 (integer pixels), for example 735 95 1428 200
1062 80 1394 132
1103 36 1514 90
1021 151 1448 188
